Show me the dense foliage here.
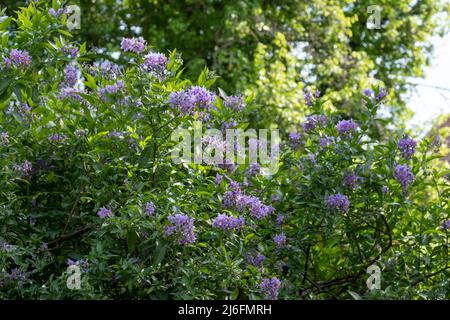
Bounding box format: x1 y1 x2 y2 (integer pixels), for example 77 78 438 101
2 0 449 128
0 3 449 300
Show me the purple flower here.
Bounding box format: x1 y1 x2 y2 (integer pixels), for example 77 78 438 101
314 90 321 98
274 233 286 247
441 220 450 230
319 136 332 148
303 115 328 132
376 88 387 101
394 164 414 192
215 173 222 185
64 65 77 87
222 183 274 220
164 213 196 245
3 57 11 68
259 277 281 300
48 133 64 143
61 45 79 59
343 173 359 189
6 49 32 68
49 7 69 18
235 195 274 220
397 137 417 159
382 186 389 195
145 202 155 216
304 90 313 107
9 268 26 284
99 80 125 98
363 88 374 98
14 160 33 177
326 193 350 213
121 37 146 54
223 95 246 111
59 87 89 106
221 119 237 131
169 86 215 120
245 253 266 269
97 207 113 219
336 119 358 137
92 61 122 78
276 214 284 226
213 213 245 232
289 132 302 148
246 163 261 176
0 132 9 145
40 242 49 251
1 242 14 252
142 52 167 74
13 103 32 120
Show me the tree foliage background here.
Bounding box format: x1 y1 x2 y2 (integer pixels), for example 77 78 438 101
2 0 449 127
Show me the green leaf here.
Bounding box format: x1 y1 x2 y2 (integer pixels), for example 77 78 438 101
152 243 168 266
127 229 138 254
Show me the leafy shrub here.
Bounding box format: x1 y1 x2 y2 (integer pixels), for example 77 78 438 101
0 3 449 300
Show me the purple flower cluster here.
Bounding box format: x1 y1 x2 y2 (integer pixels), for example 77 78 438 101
364 87 387 102
99 80 125 99
64 65 78 87
169 86 215 120
274 233 286 247
394 164 414 191
213 213 245 232
343 173 359 189
164 213 196 245
237 195 275 220
145 201 155 216
441 220 450 230
303 115 328 132
142 52 167 74
304 90 313 107
246 163 261 176
13 160 32 177
12 103 32 120
326 193 350 213
215 173 222 185
49 7 69 18
121 37 146 54
48 133 65 143
97 207 113 219
9 268 26 288
218 159 236 173
4 49 32 69
397 137 417 159
0 132 9 145
377 88 387 101
289 132 302 149
363 88 374 98
276 214 284 226
245 252 266 269
222 183 274 220
92 61 121 78
319 136 332 148
1 242 14 252
336 119 358 137
61 45 79 59
59 87 89 106
223 95 246 111
259 277 281 300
